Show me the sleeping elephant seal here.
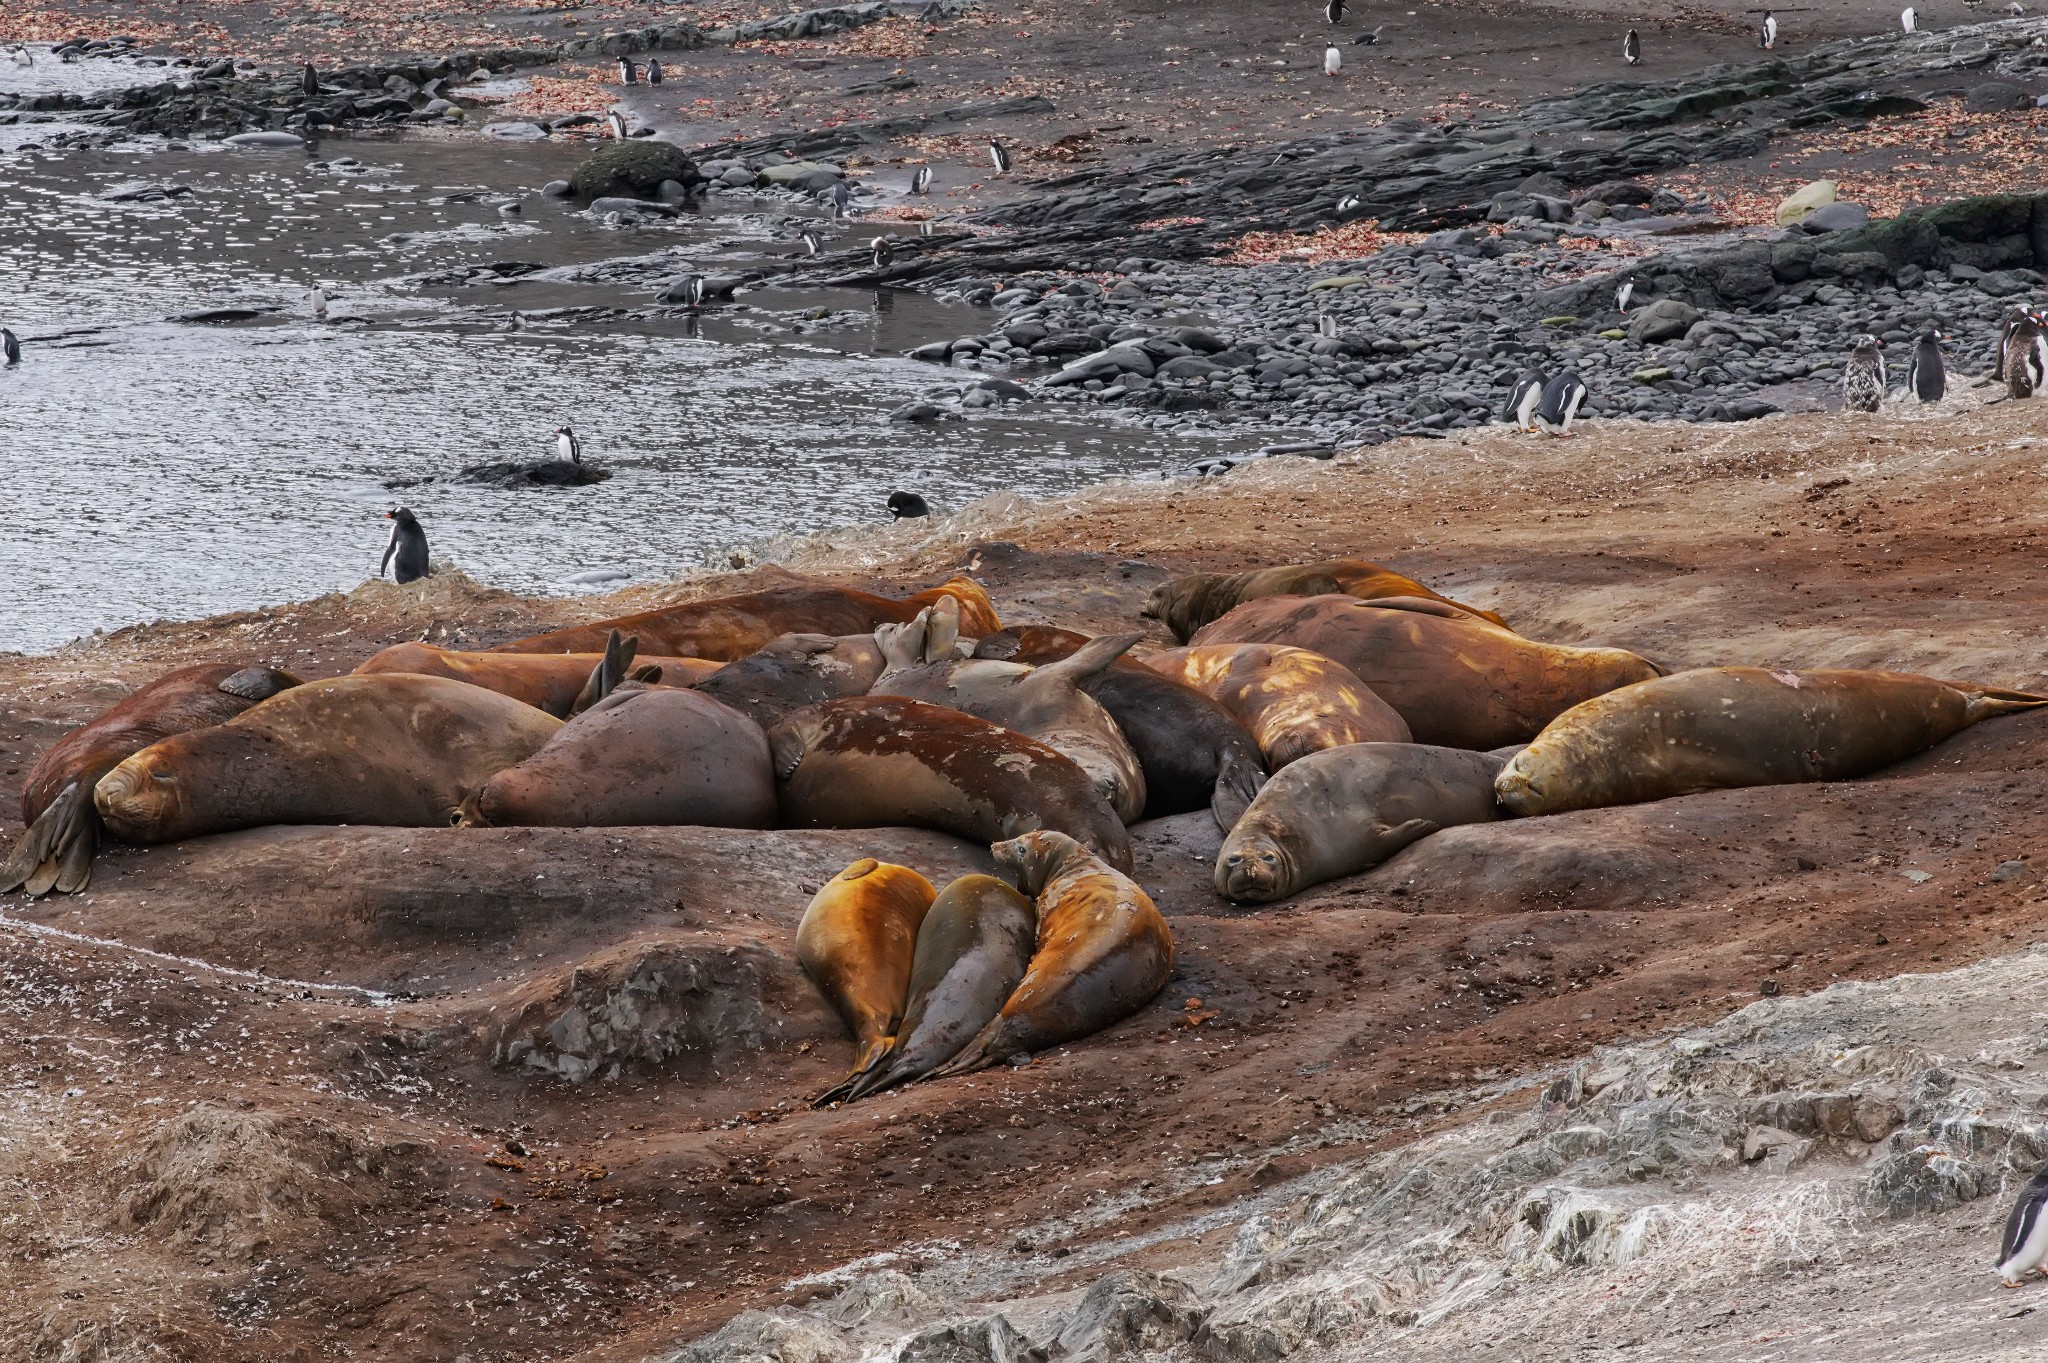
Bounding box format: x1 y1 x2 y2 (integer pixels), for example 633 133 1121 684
767 697 1133 871
93 674 562 844
1497 667 2048 817
1143 558 1509 643
463 686 775 828
1 663 300 895
827 873 1037 1102
931 831 1172 1076
972 625 1266 828
692 632 888 728
1192 595 1660 751
871 602 1148 824
1146 643 1411 769
354 640 719 717
489 576 1000 659
1217 743 1506 904
798 858 938 1101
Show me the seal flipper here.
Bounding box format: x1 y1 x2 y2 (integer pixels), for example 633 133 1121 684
1960 685 2048 721
1210 744 1267 831
217 666 302 703
921 596 962 663
812 1033 900 1108
570 630 640 715
1036 631 1142 685
1373 817 1442 860
1 781 95 896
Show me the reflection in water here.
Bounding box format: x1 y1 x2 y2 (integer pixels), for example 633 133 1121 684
0 134 1235 653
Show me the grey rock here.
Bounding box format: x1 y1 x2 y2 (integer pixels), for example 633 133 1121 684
482 120 548 141
893 1314 1035 1363
539 179 573 198
1628 298 1702 343
570 140 699 200
1963 81 2028 113
1864 1144 1983 1218
1799 201 1870 233
1053 1270 1206 1362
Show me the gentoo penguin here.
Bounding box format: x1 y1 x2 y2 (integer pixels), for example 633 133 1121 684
887 491 930 520
7 46 29 67
1841 334 1886 412
1900 6 1917 29
800 229 822 256
310 285 329 321
647 57 663 85
1906 329 1946 402
2010 1 2026 14
988 138 1012 176
1325 0 1346 23
605 110 628 140
1507 370 1547 431
1324 43 1343 76
1336 193 1362 214
1615 276 1635 313
827 181 852 217
618 57 637 84
2 327 20 366
1998 1167 2048 1286
1995 304 2030 379
1624 28 1642 64
1353 24 1383 43
674 273 707 307
2005 311 2046 398
1535 372 1588 435
871 236 894 269
380 508 430 585
555 425 582 464
1760 10 1778 48
1318 313 1339 338
301 62 320 96
910 164 932 195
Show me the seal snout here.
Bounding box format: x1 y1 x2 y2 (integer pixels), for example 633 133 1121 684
1217 843 1285 904
92 758 171 839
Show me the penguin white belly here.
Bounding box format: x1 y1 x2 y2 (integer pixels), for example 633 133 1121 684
2001 1203 2048 1283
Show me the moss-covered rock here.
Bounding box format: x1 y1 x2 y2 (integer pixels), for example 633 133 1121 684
567 140 699 201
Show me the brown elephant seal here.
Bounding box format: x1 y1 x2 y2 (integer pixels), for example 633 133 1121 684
1143 559 1509 643
490 576 1000 659
93 675 562 844
1191 594 1660 750
1 664 300 895
931 831 1172 1075
767 697 1133 871
463 686 775 828
354 639 718 717
825 873 1038 1102
973 626 1267 827
1217 743 1506 904
871 601 1148 824
1146 643 1411 769
798 858 938 1100
692 632 889 728
1497 667 2048 817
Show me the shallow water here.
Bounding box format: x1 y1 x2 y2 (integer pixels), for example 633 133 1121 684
0 124 1240 655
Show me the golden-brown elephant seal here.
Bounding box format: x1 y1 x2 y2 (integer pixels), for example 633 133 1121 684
354 641 718 717
931 831 1172 1075
767 697 1133 871
490 576 1000 659
1191 594 1660 750
1 663 300 895
463 686 775 828
871 601 1148 824
824 873 1038 1103
93 674 562 844
1146 643 1411 769
1217 743 1506 904
798 858 938 1099
1497 667 2048 817
1143 558 1509 643
692 632 889 728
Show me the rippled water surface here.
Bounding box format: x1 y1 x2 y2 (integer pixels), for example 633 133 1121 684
1 127 1235 654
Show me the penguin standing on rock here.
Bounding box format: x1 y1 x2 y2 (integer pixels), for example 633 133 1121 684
380 508 430 585
988 138 1012 176
1 328 19 366
605 110 629 140
1998 1166 2048 1286
1324 43 1343 75
1901 6 1917 31
800 229 822 256
1841 334 1886 412
887 491 930 520
1615 276 1635 313
1759 9 1778 48
1535 372 1588 435
1623 28 1641 64
827 181 852 218
1906 329 1946 402
1507 370 1548 431
2005 310 2047 398
647 58 663 85
618 57 638 84
910 164 932 195
301 62 320 96
555 426 582 465
871 237 895 269
1318 313 1339 338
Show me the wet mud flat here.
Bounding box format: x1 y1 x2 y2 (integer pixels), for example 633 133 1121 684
5 400 2048 1359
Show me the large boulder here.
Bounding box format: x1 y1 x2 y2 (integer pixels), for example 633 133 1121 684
1798 201 1869 233
1627 298 1701 343
1963 81 2028 113
568 140 700 201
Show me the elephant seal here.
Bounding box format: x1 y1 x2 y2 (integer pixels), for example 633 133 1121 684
354 640 718 717
1497 667 2048 817
1146 643 1411 769
490 576 1000 659
798 858 938 1100
463 686 775 828
931 831 1172 1075
826 873 1038 1102
1 663 300 895
1143 558 1509 643
1191 594 1660 750
767 697 1133 871
1216 743 1506 904
93 674 562 844
973 625 1267 827
691 632 889 728
871 602 1148 824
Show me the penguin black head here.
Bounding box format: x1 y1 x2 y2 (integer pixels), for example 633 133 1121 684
386 506 419 528
887 491 930 520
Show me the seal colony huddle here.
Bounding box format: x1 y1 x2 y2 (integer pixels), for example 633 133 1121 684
7 558 2044 1109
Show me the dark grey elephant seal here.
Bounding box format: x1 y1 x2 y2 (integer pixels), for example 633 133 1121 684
1216 743 1507 904
690 632 888 727
822 873 1037 1103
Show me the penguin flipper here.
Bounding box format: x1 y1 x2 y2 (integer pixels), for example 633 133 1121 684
0 782 96 896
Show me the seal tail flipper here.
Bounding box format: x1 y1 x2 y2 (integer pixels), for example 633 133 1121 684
570 630 641 714
922 595 962 663
1 781 95 896
1210 744 1267 831
627 664 664 685
810 1035 898 1108
1960 686 2048 721
1038 631 1142 685
873 610 931 676
925 1018 1007 1080
217 666 302 702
